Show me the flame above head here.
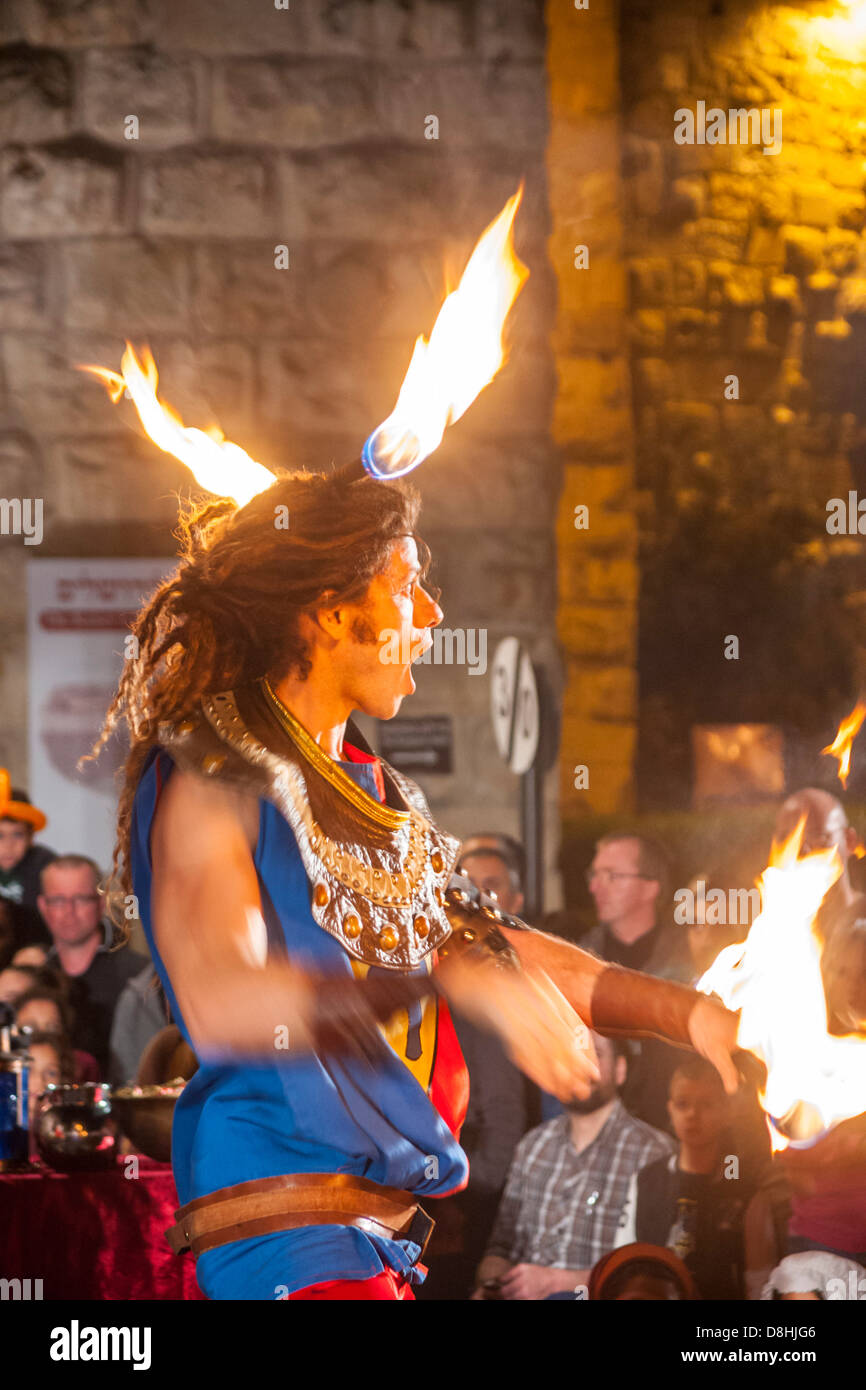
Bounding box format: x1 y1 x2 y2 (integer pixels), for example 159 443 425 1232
78 343 276 507
821 699 866 788
361 187 530 479
698 817 866 1152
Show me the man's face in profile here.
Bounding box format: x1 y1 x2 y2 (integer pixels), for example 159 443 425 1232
334 538 443 721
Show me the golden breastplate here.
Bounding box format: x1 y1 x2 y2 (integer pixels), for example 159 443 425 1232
158 682 461 971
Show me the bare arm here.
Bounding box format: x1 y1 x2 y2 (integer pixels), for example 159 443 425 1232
151 766 316 1057
501 924 741 1094
500 925 605 1021
150 769 599 1087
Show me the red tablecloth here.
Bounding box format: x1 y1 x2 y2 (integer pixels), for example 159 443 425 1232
0 1157 206 1300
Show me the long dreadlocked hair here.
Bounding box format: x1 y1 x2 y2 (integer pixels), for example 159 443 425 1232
90 469 427 934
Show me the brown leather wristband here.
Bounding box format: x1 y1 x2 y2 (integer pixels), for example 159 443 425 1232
437 874 524 970
588 964 702 1047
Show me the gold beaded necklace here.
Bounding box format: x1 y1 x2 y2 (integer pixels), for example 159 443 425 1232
259 676 409 830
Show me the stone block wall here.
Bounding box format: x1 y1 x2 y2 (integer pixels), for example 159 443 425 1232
619 0 866 805
0 0 566 900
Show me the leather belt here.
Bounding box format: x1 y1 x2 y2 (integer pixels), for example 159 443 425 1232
166 1172 435 1263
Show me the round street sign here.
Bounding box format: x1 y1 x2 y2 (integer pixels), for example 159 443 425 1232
490 637 540 775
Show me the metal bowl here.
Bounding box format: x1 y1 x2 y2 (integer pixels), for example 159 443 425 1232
111 1085 184 1163
34 1082 118 1172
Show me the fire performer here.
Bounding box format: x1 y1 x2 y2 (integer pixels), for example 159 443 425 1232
87 193 740 1302
88 470 738 1301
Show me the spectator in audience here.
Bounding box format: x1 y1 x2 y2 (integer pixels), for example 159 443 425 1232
589 1243 698 1301
26 1028 74 1100
0 899 16 969
0 774 56 949
778 1108 866 1265
14 986 101 1083
108 964 172 1085
38 855 148 1073
457 833 527 911
471 1031 674 1300
0 962 53 1005
26 1029 71 1101
615 1056 782 1299
11 944 49 970
582 832 689 976
761 1250 866 1300
418 832 540 1300
581 831 692 1130
24 1029 76 1159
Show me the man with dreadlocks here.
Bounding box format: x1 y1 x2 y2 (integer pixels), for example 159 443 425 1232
98 470 741 1302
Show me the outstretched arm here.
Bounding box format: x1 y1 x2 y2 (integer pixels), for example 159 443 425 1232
499 924 741 1094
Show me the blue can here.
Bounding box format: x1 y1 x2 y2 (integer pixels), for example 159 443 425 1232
0 1054 30 1170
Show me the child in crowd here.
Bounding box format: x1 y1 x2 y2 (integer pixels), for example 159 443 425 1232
616 1057 783 1298
15 986 102 1082
0 772 56 951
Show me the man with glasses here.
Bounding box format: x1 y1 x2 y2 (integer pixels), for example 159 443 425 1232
581 834 691 1130
38 855 148 1073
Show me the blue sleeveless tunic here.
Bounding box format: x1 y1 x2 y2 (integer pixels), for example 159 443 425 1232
131 746 469 1298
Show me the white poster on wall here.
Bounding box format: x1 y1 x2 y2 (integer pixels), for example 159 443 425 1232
27 558 171 873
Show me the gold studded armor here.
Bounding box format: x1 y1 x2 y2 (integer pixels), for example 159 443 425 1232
157 680 482 972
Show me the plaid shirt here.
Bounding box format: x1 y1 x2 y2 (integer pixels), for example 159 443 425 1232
485 1101 675 1270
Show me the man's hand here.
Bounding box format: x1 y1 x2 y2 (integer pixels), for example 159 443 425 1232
498 1263 587 1301
308 970 436 1062
687 994 741 1094
438 957 600 1104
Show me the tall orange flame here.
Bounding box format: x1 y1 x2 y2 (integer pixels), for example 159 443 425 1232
361 187 529 478
78 343 276 506
821 700 866 788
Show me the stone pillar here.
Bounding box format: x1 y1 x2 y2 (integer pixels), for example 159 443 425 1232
545 0 638 818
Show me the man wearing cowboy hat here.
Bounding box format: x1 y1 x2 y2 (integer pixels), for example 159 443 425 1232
0 770 56 952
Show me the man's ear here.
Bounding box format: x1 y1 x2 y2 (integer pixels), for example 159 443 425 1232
845 825 859 857
312 591 348 642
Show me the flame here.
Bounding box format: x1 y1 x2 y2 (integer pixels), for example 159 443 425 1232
361 187 529 479
821 700 866 788
78 343 276 506
698 818 866 1151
